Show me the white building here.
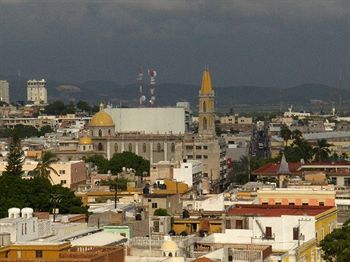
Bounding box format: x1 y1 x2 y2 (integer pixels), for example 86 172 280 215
104 107 189 134
173 160 203 187
27 79 47 105
0 208 52 243
0 80 9 104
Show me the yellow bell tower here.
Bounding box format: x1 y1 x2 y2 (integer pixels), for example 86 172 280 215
198 69 216 136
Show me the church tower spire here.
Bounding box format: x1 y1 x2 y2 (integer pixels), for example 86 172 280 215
198 69 216 137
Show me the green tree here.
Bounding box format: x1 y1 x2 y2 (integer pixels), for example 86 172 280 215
154 208 169 216
280 124 292 147
39 125 54 136
4 131 24 176
320 221 350 262
313 139 332 162
109 151 150 176
85 154 110 173
101 178 128 190
33 151 59 182
44 100 76 115
77 100 91 112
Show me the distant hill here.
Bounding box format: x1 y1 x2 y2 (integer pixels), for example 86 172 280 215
1 74 349 109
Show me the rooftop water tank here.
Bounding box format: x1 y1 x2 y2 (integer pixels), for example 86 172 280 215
8 208 20 219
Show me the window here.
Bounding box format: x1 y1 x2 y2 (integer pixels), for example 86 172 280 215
330 177 337 185
83 145 86 151
61 180 67 185
203 146 208 150
157 143 161 152
59 170 65 175
275 202 281 205
203 101 206 112
203 155 208 159
33 221 35 232
293 227 299 240
344 177 350 187
185 145 193 150
25 223 27 234
148 199 152 202
265 227 272 239
319 202 325 206
235 220 243 229
128 143 132 152
302 202 309 206
153 221 160 232
203 117 208 130
143 143 147 153
108 129 111 135
98 129 102 137
196 146 201 150
262 202 268 205
35 250 43 258
152 203 158 208
289 203 295 206
187 155 193 159
98 143 103 151
196 155 202 159
171 143 175 153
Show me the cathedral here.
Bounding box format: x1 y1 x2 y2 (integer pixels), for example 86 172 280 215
55 70 226 183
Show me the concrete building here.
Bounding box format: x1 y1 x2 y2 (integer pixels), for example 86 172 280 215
257 188 336 206
27 79 47 105
0 80 9 104
0 160 87 189
178 70 227 186
173 160 203 188
223 133 251 161
0 208 52 243
202 204 338 261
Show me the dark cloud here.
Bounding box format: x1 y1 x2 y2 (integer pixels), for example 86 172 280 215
0 0 350 87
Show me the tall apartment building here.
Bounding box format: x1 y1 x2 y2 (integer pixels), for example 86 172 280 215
0 80 9 104
27 79 47 105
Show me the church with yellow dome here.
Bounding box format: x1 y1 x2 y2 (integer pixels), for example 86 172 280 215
55 70 226 185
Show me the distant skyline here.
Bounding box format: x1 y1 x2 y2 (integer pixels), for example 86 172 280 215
0 1 350 88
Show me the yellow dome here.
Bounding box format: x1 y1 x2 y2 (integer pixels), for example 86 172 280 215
79 136 92 145
161 237 178 252
90 111 114 127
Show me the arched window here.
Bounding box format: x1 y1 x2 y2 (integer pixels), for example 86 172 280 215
157 143 161 152
83 145 86 151
203 101 206 112
171 143 175 153
128 143 132 152
143 143 147 153
98 143 103 151
98 129 102 137
108 129 111 136
114 143 118 153
203 117 208 130
169 252 173 257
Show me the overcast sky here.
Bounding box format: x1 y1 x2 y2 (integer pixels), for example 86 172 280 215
0 0 350 87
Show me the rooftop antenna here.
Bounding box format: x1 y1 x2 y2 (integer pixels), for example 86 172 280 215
148 68 157 106
137 66 146 106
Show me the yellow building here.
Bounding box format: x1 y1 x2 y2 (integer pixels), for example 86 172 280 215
0 242 71 260
173 217 223 235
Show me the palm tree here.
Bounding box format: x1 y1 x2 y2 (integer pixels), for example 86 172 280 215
280 124 292 147
313 139 332 162
33 151 59 182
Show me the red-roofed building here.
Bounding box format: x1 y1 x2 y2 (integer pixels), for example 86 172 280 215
252 161 350 188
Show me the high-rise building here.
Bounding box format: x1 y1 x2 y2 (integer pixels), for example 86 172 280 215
27 79 47 105
0 80 9 104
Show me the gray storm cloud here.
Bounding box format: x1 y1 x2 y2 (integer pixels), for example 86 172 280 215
0 0 349 87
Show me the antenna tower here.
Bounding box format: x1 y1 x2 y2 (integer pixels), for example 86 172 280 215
138 66 146 106
148 68 157 106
